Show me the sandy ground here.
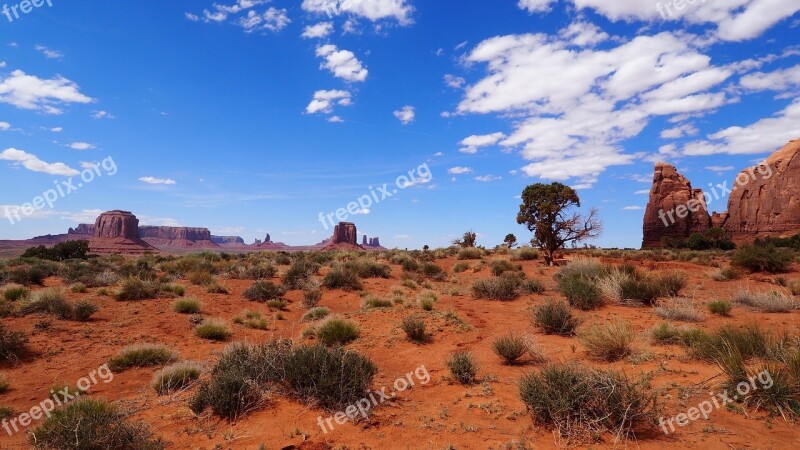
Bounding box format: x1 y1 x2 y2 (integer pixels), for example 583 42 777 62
1 255 799 449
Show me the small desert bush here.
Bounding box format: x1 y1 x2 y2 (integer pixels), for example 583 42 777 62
731 289 795 313
115 277 160 301
282 259 318 289
2 284 29 301
520 279 545 295
687 324 773 362
401 316 428 343
490 259 522 276
447 351 478 384
301 287 322 309
30 398 165 450
19 288 72 319
420 262 446 280
70 283 87 293
532 300 580 336
457 247 483 260
196 319 231 341
322 267 362 291
558 276 602 310
0 323 28 363
472 276 519 301
207 283 229 294
711 266 742 281
160 283 185 297
345 258 392 278
73 301 99 322
248 264 277 280
732 244 793 273
708 300 732 316
0 374 9 393
173 298 201 314
108 344 177 372
153 362 202 395
301 307 330 322
362 295 392 309
453 262 469 273
518 364 658 442
651 322 688 345
243 281 286 302
492 335 528 365
578 320 634 361
317 318 360 346
511 247 540 261
654 298 705 322
619 277 664 306
557 258 606 280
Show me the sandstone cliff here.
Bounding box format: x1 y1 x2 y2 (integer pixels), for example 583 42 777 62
90 211 157 255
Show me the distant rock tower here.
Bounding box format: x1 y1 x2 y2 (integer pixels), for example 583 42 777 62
95 210 140 240
331 222 358 245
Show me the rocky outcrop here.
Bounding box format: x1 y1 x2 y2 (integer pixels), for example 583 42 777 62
90 211 157 255
723 139 800 242
211 236 246 245
642 164 711 248
264 233 271 243
642 139 800 247
139 226 218 249
369 237 381 247
68 224 95 236
324 222 363 250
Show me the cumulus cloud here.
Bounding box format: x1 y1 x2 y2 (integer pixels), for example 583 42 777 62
302 21 334 38
301 0 414 25
316 44 368 82
740 64 800 93
456 29 734 186
518 0 555 13
238 8 291 32
0 121 9 131
139 176 177 185
448 166 473 174
475 175 502 182
661 123 699 139
0 148 79 176
306 89 352 114
35 45 63 59
444 74 465 89
393 105 415 124
187 1 289 33
459 132 506 154
0 70 94 114
92 110 114 120
69 142 95 150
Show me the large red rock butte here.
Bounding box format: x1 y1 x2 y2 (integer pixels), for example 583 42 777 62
642 138 800 248
324 222 363 250
89 210 158 255
139 226 218 248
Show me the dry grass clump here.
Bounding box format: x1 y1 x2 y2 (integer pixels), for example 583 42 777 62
2 284 29 301
532 300 581 336
108 344 177 372
457 247 483 260
173 298 202 314
577 320 634 361
731 289 796 313
472 276 520 301
519 364 658 443
0 322 29 363
492 335 544 365
510 247 540 261
708 300 732 316
196 319 231 341
710 266 742 281
401 315 428 343
301 307 330 322
115 277 161 301
654 298 706 322
153 362 202 395
345 258 392 278
322 267 363 291
316 318 360 346
447 351 478 384
243 281 286 302
18 288 73 319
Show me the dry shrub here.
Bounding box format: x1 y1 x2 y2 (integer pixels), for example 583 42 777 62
654 298 706 322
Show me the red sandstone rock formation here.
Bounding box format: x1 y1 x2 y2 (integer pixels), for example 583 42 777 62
324 222 363 250
68 224 96 236
641 163 711 248
89 211 157 255
139 226 218 249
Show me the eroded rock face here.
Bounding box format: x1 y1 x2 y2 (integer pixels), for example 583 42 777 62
641 163 711 248
139 227 212 242
211 236 246 245
331 222 358 245
724 139 800 242
95 211 140 240
68 224 95 235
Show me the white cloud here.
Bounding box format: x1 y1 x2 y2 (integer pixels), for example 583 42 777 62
50 127 63 132
69 142 95 150
306 89 352 114
444 74 465 89
353 208 370 215
518 0 555 13
0 70 94 114
79 161 97 169
634 189 650 195
456 30 733 186
661 123 699 139
302 21 334 38
92 110 114 120
185 12 200 21
448 166 473 174
740 64 800 92
301 0 414 25
682 99 800 155
459 132 506 154
623 205 643 210
35 45 63 59
706 165 735 173
316 45 368 82
0 121 9 131
0 148 79 176
139 176 177 185
328 115 344 123
475 175 502 182
558 20 609 46
393 105 415 124
238 8 291 32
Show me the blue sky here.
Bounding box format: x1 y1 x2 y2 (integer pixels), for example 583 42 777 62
1 0 799 249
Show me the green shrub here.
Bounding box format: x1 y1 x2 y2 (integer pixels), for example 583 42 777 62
6 265 47 286
19 288 73 319
206 283 230 294
248 264 277 280
317 318 360 346
153 362 201 395
282 259 318 289
190 364 265 420
472 277 519 301
447 352 478 384
2 284 29 301
70 283 88 293
362 295 392 309
115 277 160 301
420 262 446 280
173 298 201 314
711 266 742 281
619 277 663 306
243 281 286 302
578 320 634 361
658 271 687 296
490 259 521 276
302 287 322 308
708 300 732 316
160 283 185 297
401 316 428 343
108 344 177 372
73 301 99 322
511 247 540 261
0 323 28 363
21 240 90 262
732 245 793 273
532 300 580 336
196 320 231 341
520 279 545 295
30 398 165 450
492 335 528 365
558 276 602 310
345 258 392 278
519 364 658 442
457 248 483 260
301 307 330 322
453 262 469 273
322 268 362 291
651 322 687 345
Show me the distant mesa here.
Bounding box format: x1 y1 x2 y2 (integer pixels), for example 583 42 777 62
211 236 245 245
642 138 800 248
89 210 158 255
